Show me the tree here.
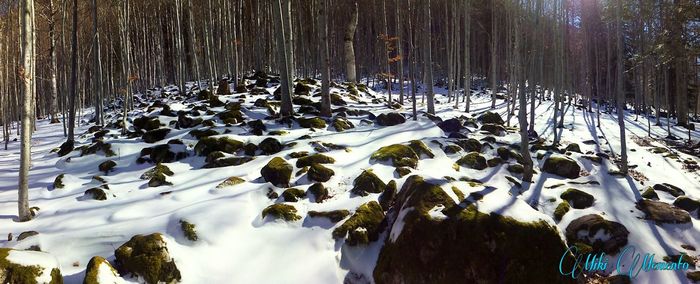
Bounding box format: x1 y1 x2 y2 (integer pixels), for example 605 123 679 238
616 0 628 174
67 0 78 141
463 0 471 112
274 0 293 116
48 0 59 124
317 0 331 117
344 1 358 83
490 0 498 109
424 0 435 115
18 0 35 222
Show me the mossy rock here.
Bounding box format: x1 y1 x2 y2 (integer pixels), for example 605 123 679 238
408 140 434 158
477 111 504 125
542 155 581 179
261 157 293 187
52 174 65 190
205 151 226 163
487 157 503 167
565 143 581 153
641 187 659 200
673 197 700 217
374 175 576 284
203 157 254 168
442 144 463 155
57 140 75 157
258 138 283 155
295 153 335 168
332 117 354 132
243 143 258 156
560 188 594 209
147 171 172 187
436 118 463 133
98 160 117 174
652 183 686 197
188 128 219 140
307 163 335 182
81 141 116 157
114 233 181 284
247 119 267 133
179 220 198 241
215 176 245 189
456 152 487 170
394 167 412 177
506 164 524 174
330 93 347 106
554 202 570 221
194 137 245 156
308 183 329 203
217 110 244 124
688 271 700 282
480 123 506 136
84 256 118 284
332 201 385 246
371 144 419 168
308 210 350 223
351 170 387 196
0 248 63 284
140 163 174 180
582 155 602 163
144 144 188 164
376 112 406 126
281 188 306 202
142 128 171 143
496 147 511 160
636 199 691 224
262 204 301 221
268 130 288 136
378 180 397 211
133 116 162 131
565 214 629 254
297 117 327 129
454 138 482 153
289 151 309 159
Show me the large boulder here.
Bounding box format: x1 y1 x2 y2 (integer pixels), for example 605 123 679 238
542 155 581 179
477 111 504 125
652 183 686 197
260 157 293 187
565 214 629 254
307 163 335 182
114 233 181 284
84 256 121 284
437 118 463 133
142 128 171 143
332 201 385 246
636 200 691 224
374 176 576 284
351 170 387 196
194 137 245 156
371 144 419 168
456 152 487 170
376 113 406 126
258 138 283 155
0 248 63 284
560 188 595 209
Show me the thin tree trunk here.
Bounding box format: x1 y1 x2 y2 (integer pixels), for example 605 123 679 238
344 1 358 83
18 0 35 222
317 0 331 117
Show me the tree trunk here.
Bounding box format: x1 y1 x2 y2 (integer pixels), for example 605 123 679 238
19 0 35 222
424 0 435 114
463 0 471 112
317 0 331 117
48 0 59 123
344 1 358 83
67 0 78 141
616 0 628 174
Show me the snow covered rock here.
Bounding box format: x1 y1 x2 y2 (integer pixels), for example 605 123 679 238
0 248 63 284
371 144 419 168
114 233 181 284
374 175 574 283
332 201 384 246
261 157 293 187
542 155 581 179
636 199 691 224
565 214 629 254
83 256 123 284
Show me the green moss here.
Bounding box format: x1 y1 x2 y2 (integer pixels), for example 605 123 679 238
179 220 198 241
261 157 293 187
456 152 487 170
641 187 659 200
52 174 65 189
262 204 301 221
281 188 306 202
332 201 385 246
0 248 44 284
84 256 117 284
451 186 466 201
332 117 354 132
308 210 351 223
371 144 419 168
215 176 245 189
408 140 434 158
297 117 327 129
308 183 329 203
351 169 387 196
84 188 108 201
194 136 245 156
49 268 62 284
455 138 482 153
80 140 116 157
542 155 581 179
554 202 570 221
114 233 181 284
295 153 335 168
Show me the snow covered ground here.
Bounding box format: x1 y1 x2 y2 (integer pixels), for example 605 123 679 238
0 78 698 283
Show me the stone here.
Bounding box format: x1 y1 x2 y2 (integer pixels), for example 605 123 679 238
376 112 406 126
560 188 595 209
260 157 293 187
456 152 488 170
114 233 181 284
542 155 581 179
652 183 686 197
565 214 629 254
307 163 335 182
351 170 387 196
636 199 691 224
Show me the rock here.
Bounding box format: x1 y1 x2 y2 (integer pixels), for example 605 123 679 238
641 187 659 200
487 157 503 167
480 123 506 136
636 199 691 224
142 128 171 143
507 164 524 174
371 144 419 168
308 210 350 223
217 110 244 124
84 187 108 201
332 201 385 246
652 183 686 197
674 197 700 217
332 117 354 132
247 119 267 133
437 118 463 133
442 144 463 154
351 169 387 196
0 248 63 284
542 155 581 179
295 153 335 168
297 117 327 129
261 157 293 187
115 233 181 284
565 143 581 153
258 138 283 155
394 167 411 177
378 181 397 211
17 231 38 241
176 114 202 129
188 128 219 140
376 112 406 126
52 174 65 190
98 160 117 174
81 140 116 157
288 151 309 159
456 152 488 170
281 188 306 202
455 138 482 153
307 163 335 182
308 183 329 203
215 177 245 189
262 204 301 221
560 188 595 209
133 116 161 131
142 144 188 164
408 140 434 158
203 157 254 168
581 155 602 163
194 137 244 156
477 111 504 125
84 256 120 284
57 140 75 157
565 214 629 254
554 202 570 221
374 175 575 284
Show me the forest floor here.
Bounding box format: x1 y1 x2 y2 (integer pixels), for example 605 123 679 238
0 74 699 283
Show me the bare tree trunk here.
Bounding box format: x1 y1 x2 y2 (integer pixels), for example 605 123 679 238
48 0 59 123
274 0 293 116
92 0 103 125
616 0 628 174
490 0 497 109
67 0 78 141
463 0 471 112
344 1 358 83
317 0 331 117
396 0 404 105
424 0 435 114
18 0 35 222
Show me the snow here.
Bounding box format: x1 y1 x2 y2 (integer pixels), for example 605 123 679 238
6 249 61 283
0 81 698 283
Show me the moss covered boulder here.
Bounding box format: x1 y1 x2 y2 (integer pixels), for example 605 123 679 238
133 116 162 131
308 210 350 223
297 117 326 129
114 233 181 284
215 176 245 189
83 256 120 284
374 175 576 284
554 202 570 221
332 117 354 132
261 157 293 187
565 214 629 255
442 144 463 155
565 143 582 153
652 183 686 197
480 123 506 136
437 118 463 133
507 164 524 174
351 170 387 196
477 111 504 125
57 140 75 157
641 187 659 200
371 144 419 168
0 248 63 284
217 110 244 124
308 183 329 203
560 188 595 209
542 155 581 179
262 204 301 221
456 152 488 170
194 137 245 156
376 112 406 126
295 153 335 168
188 128 219 140
98 160 117 174
332 201 385 246
281 188 306 202
636 200 691 224
179 220 198 241
674 197 700 218
258 138 283 155
455 138 482 153
307 163 335 182
52 174 65 190
408 140 434 158
143 128 171 143
141 163 174 188
378 181 397 211
81 141 116 157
